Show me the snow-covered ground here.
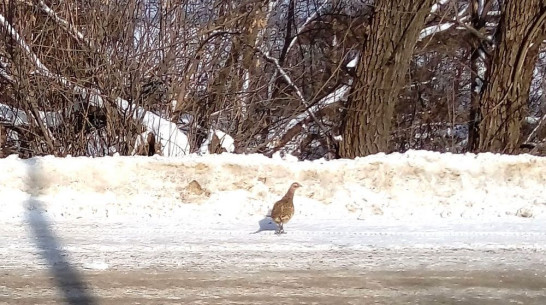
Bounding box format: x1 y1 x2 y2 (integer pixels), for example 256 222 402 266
2 151 546 304
1 150 545 222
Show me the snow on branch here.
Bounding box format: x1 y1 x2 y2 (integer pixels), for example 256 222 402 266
286 85 350 131
268 85 349 155
34 0 95 50
267 1 329 99
1 10 101 94
525 114 546 144
419 4 476 42
286 0 329 54
0 13 51 75
0 12 60 150
254 48 331 137
418 22 456 41
0 12 189 156
430 0 451 15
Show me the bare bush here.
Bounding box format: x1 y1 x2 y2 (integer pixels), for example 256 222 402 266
0 0 545 159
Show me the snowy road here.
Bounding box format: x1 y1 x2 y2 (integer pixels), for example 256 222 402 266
1 218 546 304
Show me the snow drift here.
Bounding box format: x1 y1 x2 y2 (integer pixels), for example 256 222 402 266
1 150 545 222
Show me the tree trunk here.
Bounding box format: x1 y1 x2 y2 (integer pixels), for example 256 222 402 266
339 0 434 158
467 0 491 152
478 1 546 153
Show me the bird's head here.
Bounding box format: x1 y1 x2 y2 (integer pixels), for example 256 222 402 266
291 182 302 189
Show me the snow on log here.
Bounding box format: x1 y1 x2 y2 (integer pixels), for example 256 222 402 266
116 98 189 156
0 103 63 128
199 129 235 154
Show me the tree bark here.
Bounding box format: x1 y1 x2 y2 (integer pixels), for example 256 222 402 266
339 0 435 158
478 1 546 153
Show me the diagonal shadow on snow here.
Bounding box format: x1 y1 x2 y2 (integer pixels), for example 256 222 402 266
25 158 97 305
252 216 278 234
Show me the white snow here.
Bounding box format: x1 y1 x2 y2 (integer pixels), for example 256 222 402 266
82 261 109 270
0 12 189 157
0 102 64 128
1 150 546 224
419 23 455 41
199 129 235 154
285 85 350 131
430 0 450 14
346 56 359 68
2 151 546 276
420 3 471 42
113 98 190 157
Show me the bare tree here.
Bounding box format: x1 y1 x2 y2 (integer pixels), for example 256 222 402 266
1 0 545 160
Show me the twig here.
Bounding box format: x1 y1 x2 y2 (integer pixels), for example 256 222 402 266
252 47 333 142
0 12 57 152
525 114 546 144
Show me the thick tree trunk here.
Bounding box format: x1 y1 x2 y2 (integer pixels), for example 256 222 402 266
339 0 434 158
478 1 546 153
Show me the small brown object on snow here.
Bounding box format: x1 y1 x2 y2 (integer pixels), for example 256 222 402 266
270 182 302 234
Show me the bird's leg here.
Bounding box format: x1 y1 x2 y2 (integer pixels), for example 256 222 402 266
275 222 284 235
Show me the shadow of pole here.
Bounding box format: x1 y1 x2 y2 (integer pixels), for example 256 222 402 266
25 158 97 305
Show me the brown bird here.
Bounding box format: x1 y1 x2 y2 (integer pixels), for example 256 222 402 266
270 182 302 234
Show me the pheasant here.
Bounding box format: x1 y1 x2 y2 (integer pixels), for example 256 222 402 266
270 182 302 234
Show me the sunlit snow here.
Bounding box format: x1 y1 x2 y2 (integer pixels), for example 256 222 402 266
1 150 545 223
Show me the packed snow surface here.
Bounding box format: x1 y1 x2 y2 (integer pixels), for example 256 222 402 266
1 150 545 223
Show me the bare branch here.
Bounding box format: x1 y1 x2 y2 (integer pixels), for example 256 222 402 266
0 12 51 75
253 47 332 138
0 10 189 156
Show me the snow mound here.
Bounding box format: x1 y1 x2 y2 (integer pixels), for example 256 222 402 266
1 151 545 222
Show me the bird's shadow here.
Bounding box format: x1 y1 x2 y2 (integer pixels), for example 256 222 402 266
251 215 278 234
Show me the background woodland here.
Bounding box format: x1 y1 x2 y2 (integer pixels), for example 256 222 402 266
1 0 545 160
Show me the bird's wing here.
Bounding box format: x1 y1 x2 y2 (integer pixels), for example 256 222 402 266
270 200 284 218
281 204 294 220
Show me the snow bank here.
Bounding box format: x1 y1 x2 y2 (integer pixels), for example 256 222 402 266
1 151 545 222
